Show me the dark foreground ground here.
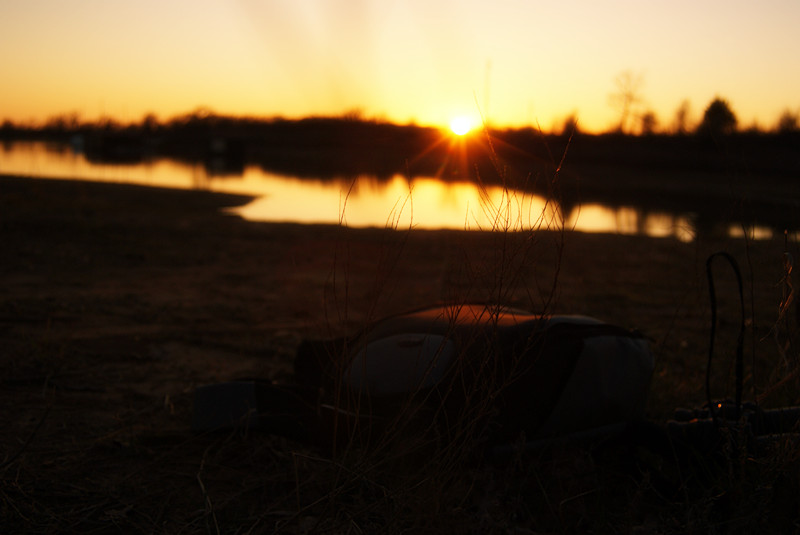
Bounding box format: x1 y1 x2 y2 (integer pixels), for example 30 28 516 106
2 175 799 533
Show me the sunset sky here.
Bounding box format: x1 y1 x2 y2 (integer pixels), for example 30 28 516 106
2 0 798 133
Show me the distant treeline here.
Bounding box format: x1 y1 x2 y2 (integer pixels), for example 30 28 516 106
1 109 799 189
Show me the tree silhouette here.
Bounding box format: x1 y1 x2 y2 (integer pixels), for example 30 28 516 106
697 97 737 137
561 113 580 136
639 110 658 135
141 113 160 133
776 109 799 134
671 99 692 135
608 71 644 134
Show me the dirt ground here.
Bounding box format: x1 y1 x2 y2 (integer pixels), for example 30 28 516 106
2 175 799 533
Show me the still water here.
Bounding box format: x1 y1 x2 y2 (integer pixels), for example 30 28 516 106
0 141 703 240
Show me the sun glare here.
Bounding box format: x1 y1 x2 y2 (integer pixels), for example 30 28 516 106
449 116 472 136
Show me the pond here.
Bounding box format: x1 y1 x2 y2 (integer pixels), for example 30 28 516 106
0 141 766 242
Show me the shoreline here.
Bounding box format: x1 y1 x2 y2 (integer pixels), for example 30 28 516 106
5 171 797 240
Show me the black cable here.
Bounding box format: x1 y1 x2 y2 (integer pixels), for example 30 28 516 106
705 252 746 421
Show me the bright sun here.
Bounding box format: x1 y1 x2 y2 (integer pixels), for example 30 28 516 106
449 116 472 136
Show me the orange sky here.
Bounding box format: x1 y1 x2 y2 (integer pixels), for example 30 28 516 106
2 0 799 133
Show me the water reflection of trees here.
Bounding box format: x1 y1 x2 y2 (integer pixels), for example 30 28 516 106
3 112 799 236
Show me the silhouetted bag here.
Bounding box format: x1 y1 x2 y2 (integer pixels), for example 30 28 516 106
295 304 654 448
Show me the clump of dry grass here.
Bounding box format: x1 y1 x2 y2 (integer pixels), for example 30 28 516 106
276 127 573 532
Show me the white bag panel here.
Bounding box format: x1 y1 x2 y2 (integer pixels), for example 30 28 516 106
535 331 654 438
344 334 456 396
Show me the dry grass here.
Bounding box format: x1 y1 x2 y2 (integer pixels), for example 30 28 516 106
1 170 800 533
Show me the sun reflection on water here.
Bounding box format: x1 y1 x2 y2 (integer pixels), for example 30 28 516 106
0 141 766 242
231 174 567 231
